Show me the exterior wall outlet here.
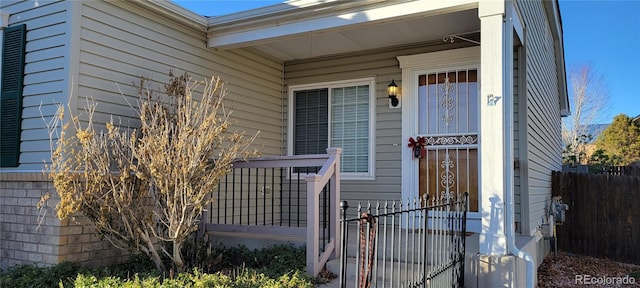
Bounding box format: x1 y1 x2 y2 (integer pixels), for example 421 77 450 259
261 186 271 196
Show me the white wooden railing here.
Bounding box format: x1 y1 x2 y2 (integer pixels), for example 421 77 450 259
205 148 342 276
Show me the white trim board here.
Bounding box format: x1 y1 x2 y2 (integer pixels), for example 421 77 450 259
1 12 9 28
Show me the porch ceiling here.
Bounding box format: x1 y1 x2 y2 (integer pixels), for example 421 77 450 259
256 9 479 61
207 0 480 61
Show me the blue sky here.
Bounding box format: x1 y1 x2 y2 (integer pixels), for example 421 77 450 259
173 0 640 123
173 0 282 15
560 0 640 122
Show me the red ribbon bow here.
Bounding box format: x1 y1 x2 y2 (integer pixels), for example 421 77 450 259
408 136 426 148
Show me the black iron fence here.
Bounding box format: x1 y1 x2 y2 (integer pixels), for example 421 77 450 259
339 193 468 288
209 166 325 227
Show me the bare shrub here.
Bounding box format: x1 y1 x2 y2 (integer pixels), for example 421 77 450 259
44 73 258 272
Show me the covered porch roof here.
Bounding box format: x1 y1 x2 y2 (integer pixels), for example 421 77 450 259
140 0 567 114
205 0 480 61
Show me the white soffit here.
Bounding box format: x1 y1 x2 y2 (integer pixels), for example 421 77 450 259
207 0 479 50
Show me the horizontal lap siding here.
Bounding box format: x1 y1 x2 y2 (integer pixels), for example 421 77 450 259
77 1 283 155
284 42 473 204
520 0 563 231
0 0 70 170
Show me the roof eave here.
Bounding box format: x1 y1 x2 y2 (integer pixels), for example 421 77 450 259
544 0 570 117
207 0 387 28
135 0 208 30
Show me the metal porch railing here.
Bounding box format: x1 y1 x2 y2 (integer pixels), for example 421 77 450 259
339 193 468 288
205 148 342 276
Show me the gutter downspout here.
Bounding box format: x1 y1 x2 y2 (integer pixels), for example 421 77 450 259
505 178 535 288
503 10 535 288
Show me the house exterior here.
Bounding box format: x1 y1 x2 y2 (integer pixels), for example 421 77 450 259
0 0 568 286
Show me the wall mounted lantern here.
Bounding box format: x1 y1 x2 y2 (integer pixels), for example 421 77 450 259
388 79 400 108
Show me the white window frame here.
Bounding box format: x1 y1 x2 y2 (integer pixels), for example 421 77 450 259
287 77 376 180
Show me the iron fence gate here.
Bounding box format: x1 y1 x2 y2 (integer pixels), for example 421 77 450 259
339 193 468 288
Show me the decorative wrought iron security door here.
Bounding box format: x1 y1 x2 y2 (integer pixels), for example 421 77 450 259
418 69 479 212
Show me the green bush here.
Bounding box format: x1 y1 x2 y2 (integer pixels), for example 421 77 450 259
0 262 84 288
0 244 318 288
69 268 312 288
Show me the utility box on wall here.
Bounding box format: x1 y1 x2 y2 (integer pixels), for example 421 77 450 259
550 196 569 224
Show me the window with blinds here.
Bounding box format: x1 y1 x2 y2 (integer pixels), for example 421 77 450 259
331 85 369 173
294 89 328 155
290 79 374 179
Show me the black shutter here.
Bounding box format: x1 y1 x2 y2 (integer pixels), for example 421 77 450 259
1 24 27 167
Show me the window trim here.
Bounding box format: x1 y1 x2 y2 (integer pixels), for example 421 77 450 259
288 77 376 180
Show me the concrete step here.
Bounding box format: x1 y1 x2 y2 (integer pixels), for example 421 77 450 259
318 233 480 288
324 257 430 288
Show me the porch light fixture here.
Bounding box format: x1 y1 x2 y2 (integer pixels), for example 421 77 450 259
388 79 400 108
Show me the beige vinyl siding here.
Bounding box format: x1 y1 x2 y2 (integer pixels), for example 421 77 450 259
520 0 564 232
76 1 283 156
0 0 70 171
284 41 474 204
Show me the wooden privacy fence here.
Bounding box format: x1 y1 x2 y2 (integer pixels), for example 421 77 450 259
552 171 640 265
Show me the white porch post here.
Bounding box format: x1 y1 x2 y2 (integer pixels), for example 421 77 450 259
478 0 507 255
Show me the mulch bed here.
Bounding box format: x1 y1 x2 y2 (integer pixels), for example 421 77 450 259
538 251 640 287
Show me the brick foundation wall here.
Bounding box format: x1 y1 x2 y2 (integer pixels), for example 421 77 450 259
0 173 127 270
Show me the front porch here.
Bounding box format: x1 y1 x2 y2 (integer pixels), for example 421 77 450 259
205 0 531 243
203 146 546 286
